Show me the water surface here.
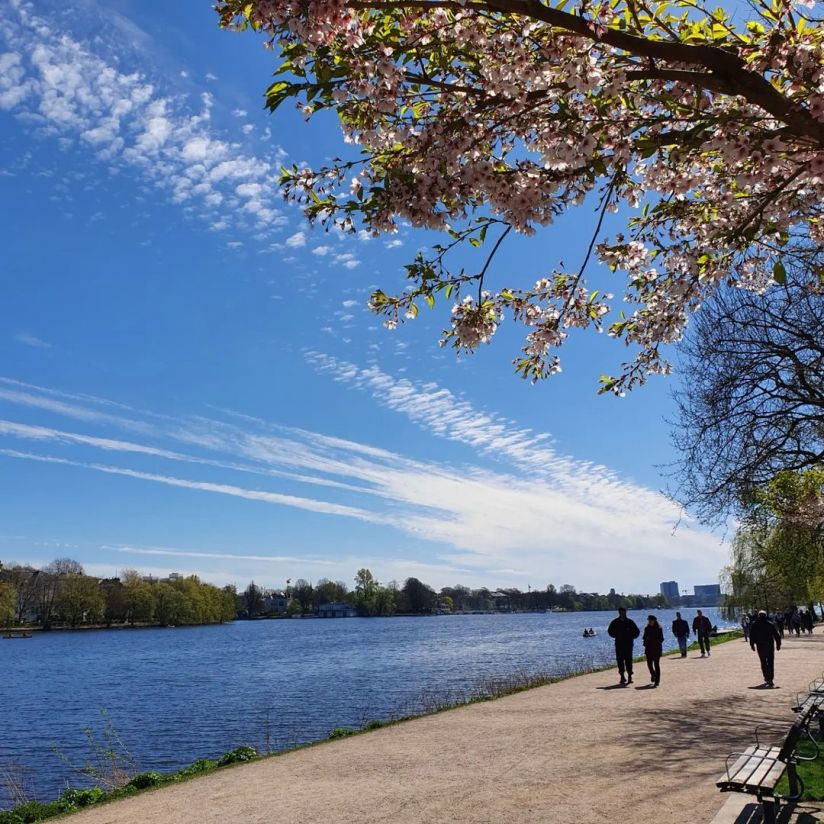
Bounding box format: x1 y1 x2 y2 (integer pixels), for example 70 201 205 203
0 608 731 807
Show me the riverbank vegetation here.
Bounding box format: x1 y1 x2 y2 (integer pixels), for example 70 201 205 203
0 560 235 630
0 746 259 824
243 570 670 620
1 558 676 631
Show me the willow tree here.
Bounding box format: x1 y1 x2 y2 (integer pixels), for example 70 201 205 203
726 468 824 610
218 0 824 391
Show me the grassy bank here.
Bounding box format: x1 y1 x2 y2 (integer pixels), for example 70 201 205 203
0 630 746 823
776 739 824 801
0 748 258 824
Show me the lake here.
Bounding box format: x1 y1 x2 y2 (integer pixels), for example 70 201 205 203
0 608 732 808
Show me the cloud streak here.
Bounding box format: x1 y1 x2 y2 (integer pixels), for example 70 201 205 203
0 372 726 589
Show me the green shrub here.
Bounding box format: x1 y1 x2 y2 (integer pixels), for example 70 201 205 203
0 800 67 823
216 746 257 766
327 727 357 740
362 720 385 731
126 771 164 790
60 786 105 807
177 758 217 777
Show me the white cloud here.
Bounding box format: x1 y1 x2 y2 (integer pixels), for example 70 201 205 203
0 5 288 240
342 300 358 308
334 252 360 270
231 108 247 118
285 231 306 248
312 245 332 256
13 333 50 348
385 238 403 248
0 376 727 590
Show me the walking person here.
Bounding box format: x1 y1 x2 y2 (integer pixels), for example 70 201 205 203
692 609 712 656
643 615 664 687
749 609 782 687
741 613 750 643
607 606 640 686
803 610 814 634
671 611 690 657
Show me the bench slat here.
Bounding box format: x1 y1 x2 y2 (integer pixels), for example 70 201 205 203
717 746 784 792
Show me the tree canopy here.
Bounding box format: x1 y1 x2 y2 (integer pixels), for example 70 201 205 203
723 468 824 610
218 0 824 391
670 274 824 521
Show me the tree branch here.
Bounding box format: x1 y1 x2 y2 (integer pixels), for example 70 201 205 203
349 0 824 144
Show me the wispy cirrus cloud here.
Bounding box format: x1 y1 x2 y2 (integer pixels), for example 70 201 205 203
0 1 288 235
13 333 51 349
0 372 725 589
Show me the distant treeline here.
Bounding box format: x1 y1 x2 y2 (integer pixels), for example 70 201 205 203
240 570 670 618
0 559 235 629
0 560 671 629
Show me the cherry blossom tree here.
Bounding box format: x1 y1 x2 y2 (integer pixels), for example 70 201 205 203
217 0 824 392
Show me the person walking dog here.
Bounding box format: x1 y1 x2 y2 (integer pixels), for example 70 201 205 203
607 607 640 686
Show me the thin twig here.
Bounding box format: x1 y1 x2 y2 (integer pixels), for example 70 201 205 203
477 224 512 301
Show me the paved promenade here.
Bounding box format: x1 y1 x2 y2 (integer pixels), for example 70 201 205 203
67 633 824 824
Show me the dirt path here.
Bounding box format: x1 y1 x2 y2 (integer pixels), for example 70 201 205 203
66 632 824 824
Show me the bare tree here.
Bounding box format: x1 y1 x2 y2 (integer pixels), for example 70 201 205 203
670 275 824 523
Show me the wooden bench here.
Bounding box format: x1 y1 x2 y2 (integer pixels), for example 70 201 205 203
792 689 824 740
716 720 805 824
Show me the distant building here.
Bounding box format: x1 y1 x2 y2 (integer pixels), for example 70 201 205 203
660 581 680 603
490 591 512 611
694 584 722 606
318 602 357 618
262 589 288 614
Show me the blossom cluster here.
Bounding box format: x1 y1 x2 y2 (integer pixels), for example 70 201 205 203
217 0 824 390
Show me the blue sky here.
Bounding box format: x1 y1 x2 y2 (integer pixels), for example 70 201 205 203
0 0 726 594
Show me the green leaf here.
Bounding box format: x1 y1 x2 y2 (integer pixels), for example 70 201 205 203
773 260 786 285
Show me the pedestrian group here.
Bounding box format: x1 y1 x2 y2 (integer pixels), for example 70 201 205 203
605 605 814 689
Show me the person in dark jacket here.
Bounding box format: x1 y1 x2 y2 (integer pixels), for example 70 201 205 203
643 615 664 686
671 612 690 658
802 610 814 634
607 607 640 685
749 609 782 687
692 610 712 656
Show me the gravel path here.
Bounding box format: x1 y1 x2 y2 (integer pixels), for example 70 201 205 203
65 632 824 824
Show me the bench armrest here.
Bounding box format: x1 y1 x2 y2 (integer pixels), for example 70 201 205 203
755 724 789 748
